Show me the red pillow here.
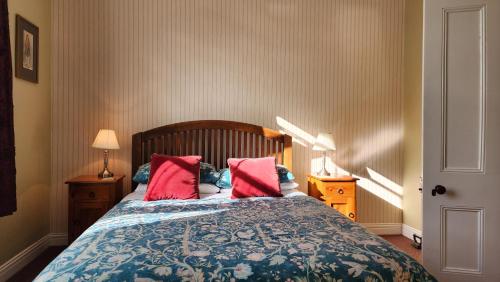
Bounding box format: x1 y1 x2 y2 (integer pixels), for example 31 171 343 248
229 157 282 199
144 154 202 201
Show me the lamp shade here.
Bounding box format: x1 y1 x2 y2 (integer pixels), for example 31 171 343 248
92 129 120 150
312 132 336 151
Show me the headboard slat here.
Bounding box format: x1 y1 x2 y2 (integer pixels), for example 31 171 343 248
166 134 171 155
232 131 237 158
234 131 243 158
243 132 248 158
219 129 224 169
194 130 199 155
207 129 212 164
225 130 230 162
261 137 265 157
277 141 283 165
250 134 255 158
213 130 219 169
131 120 292 190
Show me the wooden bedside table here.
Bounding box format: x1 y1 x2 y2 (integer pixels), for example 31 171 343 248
66 175 125 243
308 175 359 221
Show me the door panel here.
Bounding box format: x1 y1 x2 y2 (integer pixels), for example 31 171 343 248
423 0 500 281
441 207 484 274
441 5 485 172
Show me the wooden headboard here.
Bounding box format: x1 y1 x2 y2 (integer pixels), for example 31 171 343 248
131 120 292 190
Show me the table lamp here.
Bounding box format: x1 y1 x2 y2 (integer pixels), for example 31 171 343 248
313 132 336 176
92 129 120 178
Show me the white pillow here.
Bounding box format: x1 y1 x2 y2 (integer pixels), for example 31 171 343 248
136 183 148 193
199 183 221 194
280 181 299 191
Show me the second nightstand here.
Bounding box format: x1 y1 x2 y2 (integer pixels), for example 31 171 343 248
308 175 358 221
66 175 125 243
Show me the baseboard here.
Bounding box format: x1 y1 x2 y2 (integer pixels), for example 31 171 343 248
47 233 68 246
0 235 50 282
362 223 402 235
402 224 422 240
0 233 68 282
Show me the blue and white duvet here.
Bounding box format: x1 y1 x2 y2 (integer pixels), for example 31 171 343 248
36 196 435 281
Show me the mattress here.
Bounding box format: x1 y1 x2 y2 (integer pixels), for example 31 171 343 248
36 195 435 281
121 187 307 202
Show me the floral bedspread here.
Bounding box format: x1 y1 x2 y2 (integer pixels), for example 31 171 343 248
36 196 435 281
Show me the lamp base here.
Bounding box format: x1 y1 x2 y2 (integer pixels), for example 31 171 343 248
316 151 332 177
98 149 114 179
98 167 114 179
316 167 331 177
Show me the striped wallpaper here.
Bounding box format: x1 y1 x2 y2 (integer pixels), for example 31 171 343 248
51 0 405 233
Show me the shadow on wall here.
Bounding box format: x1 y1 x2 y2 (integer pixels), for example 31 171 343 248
277 116 403 209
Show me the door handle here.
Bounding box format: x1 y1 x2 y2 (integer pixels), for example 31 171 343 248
432 185 446 196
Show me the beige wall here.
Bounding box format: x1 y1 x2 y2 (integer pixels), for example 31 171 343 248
403 0 423 231
51 0 406 233
0 0 51 266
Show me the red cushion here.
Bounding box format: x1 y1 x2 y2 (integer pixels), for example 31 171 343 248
144 154 202 201
229 157 282 199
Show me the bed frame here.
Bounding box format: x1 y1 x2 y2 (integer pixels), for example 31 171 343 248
131 120 292 190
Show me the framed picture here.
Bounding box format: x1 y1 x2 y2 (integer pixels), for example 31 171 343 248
15 15 39 83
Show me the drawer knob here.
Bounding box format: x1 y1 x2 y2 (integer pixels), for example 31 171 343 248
337 188 344 195
348 212 355 218
89 192 96 199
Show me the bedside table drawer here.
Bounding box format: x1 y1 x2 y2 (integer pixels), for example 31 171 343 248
308 175 358 222
332 202 356 220
70 185 111 201
321 183 355 198
325 197 356 220
66 175 125 243
69 201 110 241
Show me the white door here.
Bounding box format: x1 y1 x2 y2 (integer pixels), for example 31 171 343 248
423 0 500 281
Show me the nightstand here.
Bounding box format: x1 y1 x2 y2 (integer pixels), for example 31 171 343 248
66 175 125 243
308 175 358 221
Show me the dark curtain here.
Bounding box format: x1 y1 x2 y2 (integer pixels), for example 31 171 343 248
0 0 16 217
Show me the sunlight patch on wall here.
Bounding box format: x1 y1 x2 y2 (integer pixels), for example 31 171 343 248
276 117 316 146
353 174 403 209
279 130 309 147
367 168 403 196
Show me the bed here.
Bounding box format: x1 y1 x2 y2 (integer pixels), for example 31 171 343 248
36 120 435 281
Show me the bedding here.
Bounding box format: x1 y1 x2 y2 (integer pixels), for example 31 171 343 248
280 181 299 191
131 182 298 198
200 162 220 184
134 162 220 185
37 196 435 281
135 183 148 193
144 155 201 201
215 168 232 189
121 186 306 202
199 183 221 194
216 165 295 189
276 164 295 182
132 162 150 184
229 157 282 199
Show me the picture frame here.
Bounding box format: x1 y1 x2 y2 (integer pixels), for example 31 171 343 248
15 15 39 83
